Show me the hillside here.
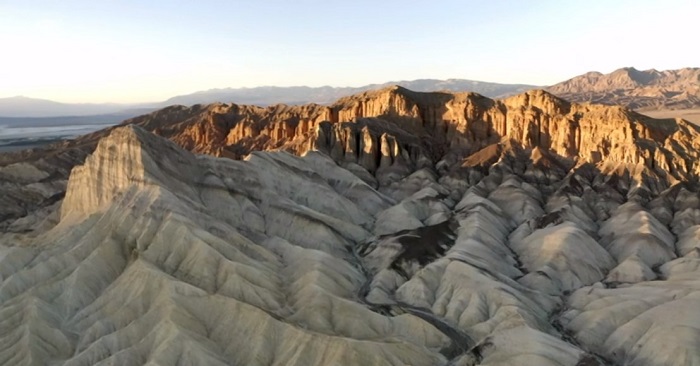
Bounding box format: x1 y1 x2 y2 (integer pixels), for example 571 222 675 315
548 67 700 110
1 87 700 365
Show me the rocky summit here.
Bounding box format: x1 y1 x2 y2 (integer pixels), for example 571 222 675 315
548 67 700 111
2 87 700 365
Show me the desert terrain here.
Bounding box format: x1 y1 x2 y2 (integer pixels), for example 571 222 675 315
1 88 700 365
640 108 700 125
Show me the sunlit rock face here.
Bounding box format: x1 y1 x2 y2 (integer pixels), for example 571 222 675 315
548 67 700 110
2 88 700 365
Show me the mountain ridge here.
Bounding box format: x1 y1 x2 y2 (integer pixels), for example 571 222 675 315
3 86 699 229
3 85 700 364
5 67 698 118
0 95 146 118
118 86 700 184
162 78 538 107
547 67 700 110
0 79 537 117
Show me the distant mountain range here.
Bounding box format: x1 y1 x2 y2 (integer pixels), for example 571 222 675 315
547 67 700 110
2 68 698 119
0 96 152 118
0 79 537 118
162 79 538 107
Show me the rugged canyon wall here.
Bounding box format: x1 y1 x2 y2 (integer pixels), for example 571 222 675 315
2 87 700 231
143 86 700 186
3 87 700 365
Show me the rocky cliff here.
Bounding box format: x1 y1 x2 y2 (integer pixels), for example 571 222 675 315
548 67 700 110
5 87 699 230
95 87 700 184
2 87 700 365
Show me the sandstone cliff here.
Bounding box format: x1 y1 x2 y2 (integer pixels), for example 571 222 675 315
2 87 700 230
132 86 700 188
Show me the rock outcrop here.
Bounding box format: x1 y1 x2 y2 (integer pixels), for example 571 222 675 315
2 87 700 365
548 67 700 110
109 87 700 188
4 87 699 230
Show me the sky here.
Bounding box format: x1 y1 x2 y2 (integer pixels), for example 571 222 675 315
0 0 698 103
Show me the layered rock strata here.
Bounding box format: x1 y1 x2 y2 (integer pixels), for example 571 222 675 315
2 87 700 365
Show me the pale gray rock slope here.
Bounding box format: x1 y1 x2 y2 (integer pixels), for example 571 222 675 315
1 125 698 366
2 127 448 366
3 87 700 365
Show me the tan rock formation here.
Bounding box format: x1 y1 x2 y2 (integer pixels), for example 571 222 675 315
107 87 700 185
2 86 700 228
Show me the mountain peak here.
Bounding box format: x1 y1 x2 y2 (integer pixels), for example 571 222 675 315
547 67 700 110
618 66 639 72
62 124 197 218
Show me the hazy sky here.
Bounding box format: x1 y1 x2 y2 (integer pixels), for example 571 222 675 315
1 0 698 103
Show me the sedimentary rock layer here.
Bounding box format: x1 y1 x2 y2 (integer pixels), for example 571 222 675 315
2 87 700 365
